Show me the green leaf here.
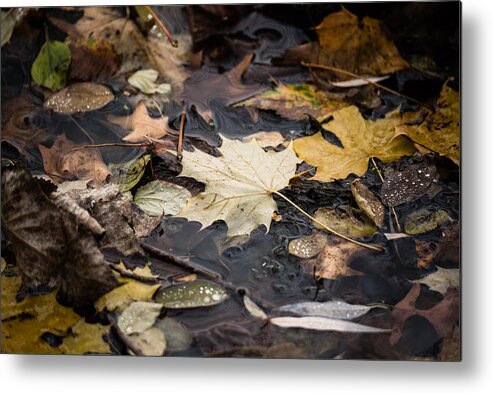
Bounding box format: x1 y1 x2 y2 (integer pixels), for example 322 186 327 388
313 205 377 238
134 180 191 216
404 208 450 235
109 154 151 192
155 281 228 309
31 40 71 90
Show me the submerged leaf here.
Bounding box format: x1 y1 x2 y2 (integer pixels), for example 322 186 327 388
155 318 193 352
276 300 377 320
109 154 150 192
59 320 111 355
117 301 163 335
271 316 390 333
155 281 228 309
134 180 191 217
31 40 71 90
288 233 327 259
125 327 167 356
404 208 450 235
314 206 377 238
128 69 171 95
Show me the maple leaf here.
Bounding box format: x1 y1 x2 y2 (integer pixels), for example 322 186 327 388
175 137 301 237
293 106 416 181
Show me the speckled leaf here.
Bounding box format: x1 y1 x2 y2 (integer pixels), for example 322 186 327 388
313 205 377 239
404 208 450 235
412 267 459 295
351 179 385 227
44 82 114 114
288 233 327 259
118 301 163 335
155 281 228 309
276 300 377 320
134 180 191 216
155 318 193 352
31 40 71 90
109 154 151 192
271 316 390 333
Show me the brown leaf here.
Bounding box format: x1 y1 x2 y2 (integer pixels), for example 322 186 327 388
38 134 111 184
316 8 408 79
390 284 459 345
415 240 434 270
351 179 385 227
434 223 460 265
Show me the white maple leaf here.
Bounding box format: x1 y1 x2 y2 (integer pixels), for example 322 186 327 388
175 136 301 237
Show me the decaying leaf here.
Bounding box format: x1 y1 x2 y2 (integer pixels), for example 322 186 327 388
313 206 377 238
404 208 450 235
44 82 114 114
412 267 459 295
390 284 459 345
117 301 163 335
271 316 390 333
351 179 385 227
396 82 460 164
288 233 327 259
109 154 151 192
154 318 193 352
31 40 71 90
415 240 435 270
128 69 171 95
275 300 378 320
316 8 408 79
380 163 437 206
175 137 301 237
293 106 416 181
155 281 228 309
243 295 269 321
38 134 111 184
239 83 347 121
125 326 166 356
134 180 191 217
1 8 27 47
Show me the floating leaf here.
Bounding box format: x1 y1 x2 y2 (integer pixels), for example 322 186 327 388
155 281 228 309
243 295 268 321
175 136 301 237
270 316 390 333
109 154 151 192
351 179 385 227
294 106 416 181
412 267 459 295
288 233 327 259
314 206 377 238
155 318 193 352
276 300 377 320
128 69 171 95
44 82 114 114
134 180 191 217
404 208 450 235
31 40 71 90
126 326 166 356
117 301 163 335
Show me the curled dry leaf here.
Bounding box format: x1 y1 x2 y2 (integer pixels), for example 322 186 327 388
44 82 114 114
351 179 385 227
288 233 327 259
293 106 416 181
38 134 111 184
313 205 377 239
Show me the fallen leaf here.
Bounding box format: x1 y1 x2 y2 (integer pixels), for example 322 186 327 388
434 223 460 265
275 300 378 320
316 8 408 79
330 75 390 88
44 82 114 114
380 162 437 206
128 69 171 95
351 179 385 227
415 240 434 269
134 180 191 217
31 40 71 90
313 205 377 238
125 326 166 356
154 318 193 352
121 101 174 143
242 131 285 148
270 316 390 333
117 301 163 335
239 83 347 121
243 295 269 321
38 133 111 184
155 281 228 309
109 154 151 192
175 136 301 237
397 82 459 164
412 267 459 295
438 325 460 361
390 284 459 345
1 8 27 47
59 320 111 354
293 106 416 181
404 208 450 235
288 233 327 259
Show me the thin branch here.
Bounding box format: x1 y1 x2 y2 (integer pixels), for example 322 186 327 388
177 104 186 161
109 263 161 284
69 142 150 153
144 6 178 47
272 190 384 252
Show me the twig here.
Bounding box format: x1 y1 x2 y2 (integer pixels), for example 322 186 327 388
109 263 161 284
272 190 384 252
302 62 429 109
69 142 150 153
144 6 178 47
177 104 186 161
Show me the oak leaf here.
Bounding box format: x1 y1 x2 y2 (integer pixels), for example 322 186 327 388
175 137 301 237
293 106 416 181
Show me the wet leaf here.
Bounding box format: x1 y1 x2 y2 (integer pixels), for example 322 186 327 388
415 240 434 270
313 206 377 239
134 180 191 217
288 233 327 259
155 318 193 352
31 40 71 90
128 69 171 95
44 82 114 114
239 83 347 121
404 208 450 235
243 295 269 321
117 301 163 335
351 179 385 227
270 316 390 333
59 320 111 354
39 134 111 184
276 300 378 320
397 82 459 164
412 267 459 295
125 326 166 356
1 9 26 47
380 163 437 206
109 154 151 193
242 131 285 148
293 106 416 181
331 76 390 88
175 137 301 237
316 8 408 79
390 284 459 345
155 281 228 309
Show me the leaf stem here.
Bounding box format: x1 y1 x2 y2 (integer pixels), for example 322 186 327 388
271 190 384 252
144 6 178 47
